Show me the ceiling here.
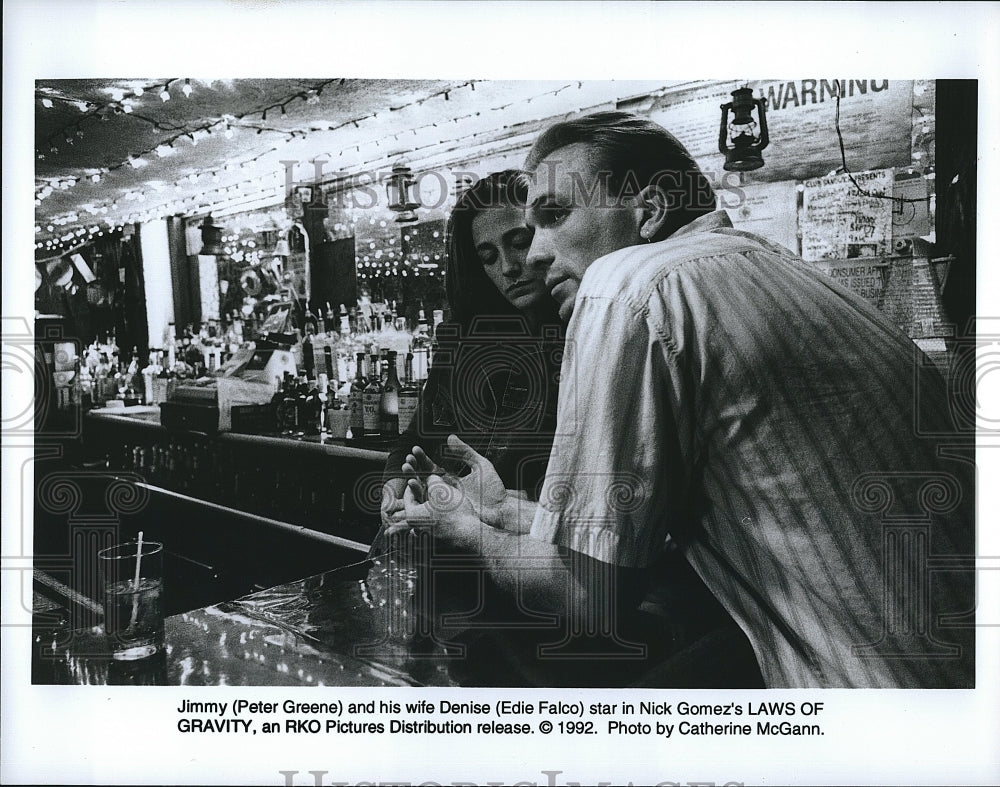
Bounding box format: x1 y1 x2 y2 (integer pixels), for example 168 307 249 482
34 78 673 255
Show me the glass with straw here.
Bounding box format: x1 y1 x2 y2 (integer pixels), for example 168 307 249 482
98 532 165 660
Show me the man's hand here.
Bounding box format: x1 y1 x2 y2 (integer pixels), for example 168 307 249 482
396 472 485 549
405 435 511 528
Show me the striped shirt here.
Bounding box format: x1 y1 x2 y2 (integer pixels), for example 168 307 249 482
531 211 974 688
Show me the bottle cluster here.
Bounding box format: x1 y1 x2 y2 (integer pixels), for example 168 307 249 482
75 297 445 443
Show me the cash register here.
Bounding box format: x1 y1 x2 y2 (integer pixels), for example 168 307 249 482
159 302 298 433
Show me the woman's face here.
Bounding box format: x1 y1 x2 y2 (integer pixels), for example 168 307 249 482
471 205 548 312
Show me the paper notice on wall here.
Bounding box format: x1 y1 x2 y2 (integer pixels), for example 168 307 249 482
813 260 889 304
800 169 893 261
648 79 913 183
891 170 931 241
718 179 800 254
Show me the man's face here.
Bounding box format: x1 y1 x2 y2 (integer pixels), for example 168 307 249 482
525 142 642 322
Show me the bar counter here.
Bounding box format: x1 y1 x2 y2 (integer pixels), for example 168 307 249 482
33 408 765 689
77 406 392 554
34 557 468 687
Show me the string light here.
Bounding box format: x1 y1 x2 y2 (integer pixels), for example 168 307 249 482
159 86 171 102
182 78 193 98
41 98 53 108
35 78 564 241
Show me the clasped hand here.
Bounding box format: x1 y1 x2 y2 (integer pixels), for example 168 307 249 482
381 435 510 543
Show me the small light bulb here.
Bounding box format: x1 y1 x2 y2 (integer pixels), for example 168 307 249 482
182 79 192 98
41 98 53 108
160 88 171 102
133 84 144 97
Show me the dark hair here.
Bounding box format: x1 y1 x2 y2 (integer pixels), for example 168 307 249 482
445 169 560 332
524 110 716 240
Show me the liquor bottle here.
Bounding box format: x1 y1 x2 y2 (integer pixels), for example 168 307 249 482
339 304 351 337
348 352 367 438
379 347 391 385
363 353 383 436
326 380 348 439
411 308 431 382
303 377 322 436
398 352 420 434
316 374 330 435
140 351 157 405
302 335 316 380
325 301 336 329
165 321 178 369
98 352 114 404
323 346 337 390
379 350 401 436
270 374 287 432
294 375 310 436
315 301 326 336
278 374 299 436
111 354 126 400
303 301 318 336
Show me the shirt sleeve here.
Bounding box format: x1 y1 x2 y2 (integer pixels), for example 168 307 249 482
530 294 688 568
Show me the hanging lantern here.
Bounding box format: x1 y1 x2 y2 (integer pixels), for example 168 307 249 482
385 164 420 223
199 215 225 255
273 232 291 257
718 86 769 172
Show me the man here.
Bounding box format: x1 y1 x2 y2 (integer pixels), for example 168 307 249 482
400 111 974 688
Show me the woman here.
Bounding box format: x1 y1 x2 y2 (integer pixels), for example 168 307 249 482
380 170 563 521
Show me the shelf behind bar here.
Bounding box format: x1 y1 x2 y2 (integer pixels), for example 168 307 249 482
85 409 390 462
130 479 371 554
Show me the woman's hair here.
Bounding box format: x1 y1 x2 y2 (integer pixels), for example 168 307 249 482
524 111 716 240
445 170 559 332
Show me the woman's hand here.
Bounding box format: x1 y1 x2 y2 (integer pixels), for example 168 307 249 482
398 473 484 549
380 478 407 528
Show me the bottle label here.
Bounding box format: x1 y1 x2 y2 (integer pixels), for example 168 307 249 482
398 392 419 434
363 392 380 433
349 391 365 432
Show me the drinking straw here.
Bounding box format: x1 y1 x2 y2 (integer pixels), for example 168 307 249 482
129 531 144 628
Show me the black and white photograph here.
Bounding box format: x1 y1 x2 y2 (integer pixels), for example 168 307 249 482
3 2 999 786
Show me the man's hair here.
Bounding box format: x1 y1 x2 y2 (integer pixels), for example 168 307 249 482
524 110 716 239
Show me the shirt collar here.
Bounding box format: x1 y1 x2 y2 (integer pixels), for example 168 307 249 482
668 210 734 239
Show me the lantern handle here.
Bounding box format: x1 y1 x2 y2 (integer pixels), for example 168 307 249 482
754 95 770 150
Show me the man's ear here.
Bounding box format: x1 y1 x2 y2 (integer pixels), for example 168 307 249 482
636 184 671 241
